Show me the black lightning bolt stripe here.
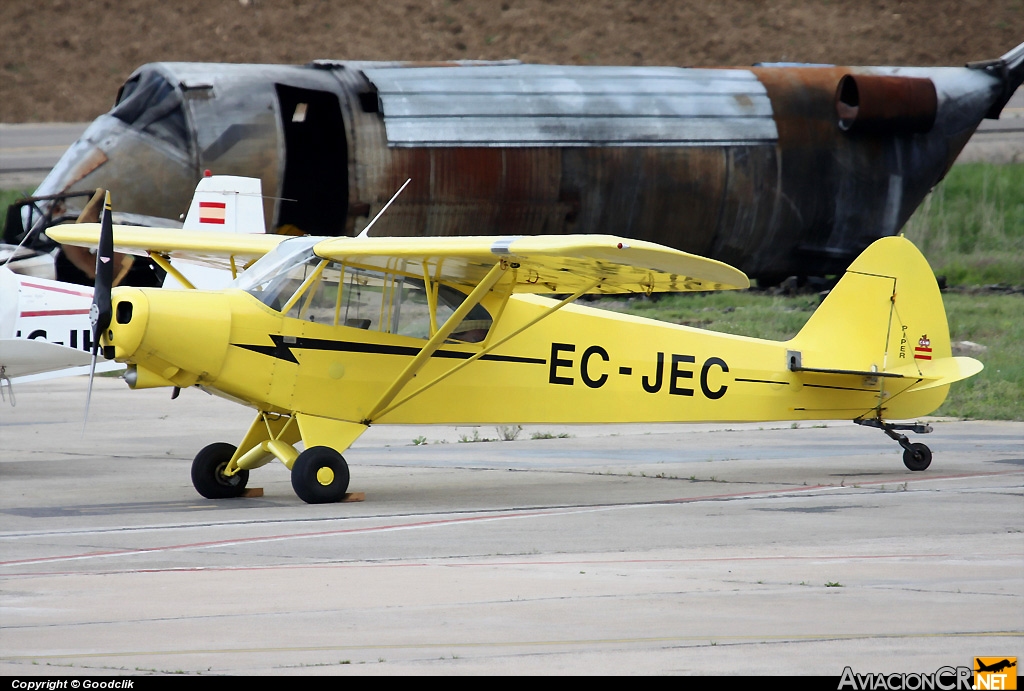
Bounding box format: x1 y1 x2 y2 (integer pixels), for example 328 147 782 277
231 335 546 366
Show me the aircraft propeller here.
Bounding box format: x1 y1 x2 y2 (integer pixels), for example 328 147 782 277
83 192 114 431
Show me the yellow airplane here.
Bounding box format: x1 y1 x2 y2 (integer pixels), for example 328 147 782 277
51 198 983 504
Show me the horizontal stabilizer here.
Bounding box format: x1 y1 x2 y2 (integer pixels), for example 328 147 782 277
791 356 983 394
886 356 984 392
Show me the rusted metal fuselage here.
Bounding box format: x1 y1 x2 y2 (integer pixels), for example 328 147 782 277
13 41 1024 282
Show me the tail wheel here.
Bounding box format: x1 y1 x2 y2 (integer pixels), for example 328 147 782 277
192 442 249 498
291 446 350 504
902 443 932 472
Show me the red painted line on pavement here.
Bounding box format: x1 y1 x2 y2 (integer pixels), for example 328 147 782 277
1 469 1018 570
0 509 557 567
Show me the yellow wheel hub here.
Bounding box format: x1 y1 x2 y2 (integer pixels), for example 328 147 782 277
316 467 335 486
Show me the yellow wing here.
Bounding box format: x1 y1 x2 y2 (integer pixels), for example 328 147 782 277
49 226 749 294
313 234 749 294
47 224 290 272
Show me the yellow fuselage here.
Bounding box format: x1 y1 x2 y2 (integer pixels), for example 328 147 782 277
107 287 946 429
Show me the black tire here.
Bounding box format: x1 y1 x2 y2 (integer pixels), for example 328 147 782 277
192 442 249 499
902 443 932 471
291 446 350 504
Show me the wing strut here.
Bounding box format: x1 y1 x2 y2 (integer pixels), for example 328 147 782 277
148 252 197 290
371 276 602 421
362 261 507 423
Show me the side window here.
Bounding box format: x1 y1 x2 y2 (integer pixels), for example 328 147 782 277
437 285 492 343
281 262 492 343
336 268 386 331
391 279 432 338
283 264 394 331
390 279 492 342
286 262 342 325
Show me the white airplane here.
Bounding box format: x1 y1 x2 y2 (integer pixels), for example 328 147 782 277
0 174 266 400
0 265 99 378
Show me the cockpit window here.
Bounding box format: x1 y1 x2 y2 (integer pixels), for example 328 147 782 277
111 71 191 153
233 237 320 310
233 238 492 343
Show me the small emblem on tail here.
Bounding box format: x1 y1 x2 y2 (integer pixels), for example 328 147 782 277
198 201 227 225
914 335 932 361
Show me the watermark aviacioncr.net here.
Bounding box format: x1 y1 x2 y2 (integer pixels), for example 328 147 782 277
838 658 1017 691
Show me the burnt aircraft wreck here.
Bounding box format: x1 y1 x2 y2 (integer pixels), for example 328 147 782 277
8 41 1023 283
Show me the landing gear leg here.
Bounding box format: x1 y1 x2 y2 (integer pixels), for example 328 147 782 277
854 416 933 471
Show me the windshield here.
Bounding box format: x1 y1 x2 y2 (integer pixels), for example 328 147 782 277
232 236 320 310
111 70 191 153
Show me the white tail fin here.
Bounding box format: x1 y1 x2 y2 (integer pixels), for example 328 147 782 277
166 176 267 290
182 175 266 234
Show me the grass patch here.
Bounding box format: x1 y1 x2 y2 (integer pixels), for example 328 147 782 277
531 431 573 439
602 291 818 342
904 163 1024 286
1 188 29 238
933 292 1024 420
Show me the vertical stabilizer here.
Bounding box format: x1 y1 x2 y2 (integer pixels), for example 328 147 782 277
787 236 979 419
167 176 267 290
791 236 950 371
182 175 266 235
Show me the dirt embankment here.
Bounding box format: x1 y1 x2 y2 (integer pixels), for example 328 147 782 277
2 0 1021 123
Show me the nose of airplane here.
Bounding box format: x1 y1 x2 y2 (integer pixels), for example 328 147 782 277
106 288 148 361
30 114 196 234
106 287 232 388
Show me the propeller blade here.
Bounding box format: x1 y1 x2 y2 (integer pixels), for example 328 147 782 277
84 192 115 431
91 191 115 340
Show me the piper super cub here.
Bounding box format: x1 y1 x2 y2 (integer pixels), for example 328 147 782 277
51 197 982 504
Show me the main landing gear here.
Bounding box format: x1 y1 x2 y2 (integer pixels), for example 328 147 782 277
854 417 933 471
190 442 350 503
192 442 250 498
290 446 350 504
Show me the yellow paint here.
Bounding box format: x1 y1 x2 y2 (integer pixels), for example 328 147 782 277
147 252 196 290
316 467 335 486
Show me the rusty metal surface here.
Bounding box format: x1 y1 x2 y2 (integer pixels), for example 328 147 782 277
9 40 1023 283
836 74 937 134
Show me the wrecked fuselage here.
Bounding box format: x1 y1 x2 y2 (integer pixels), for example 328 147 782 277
10 42 1023 283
